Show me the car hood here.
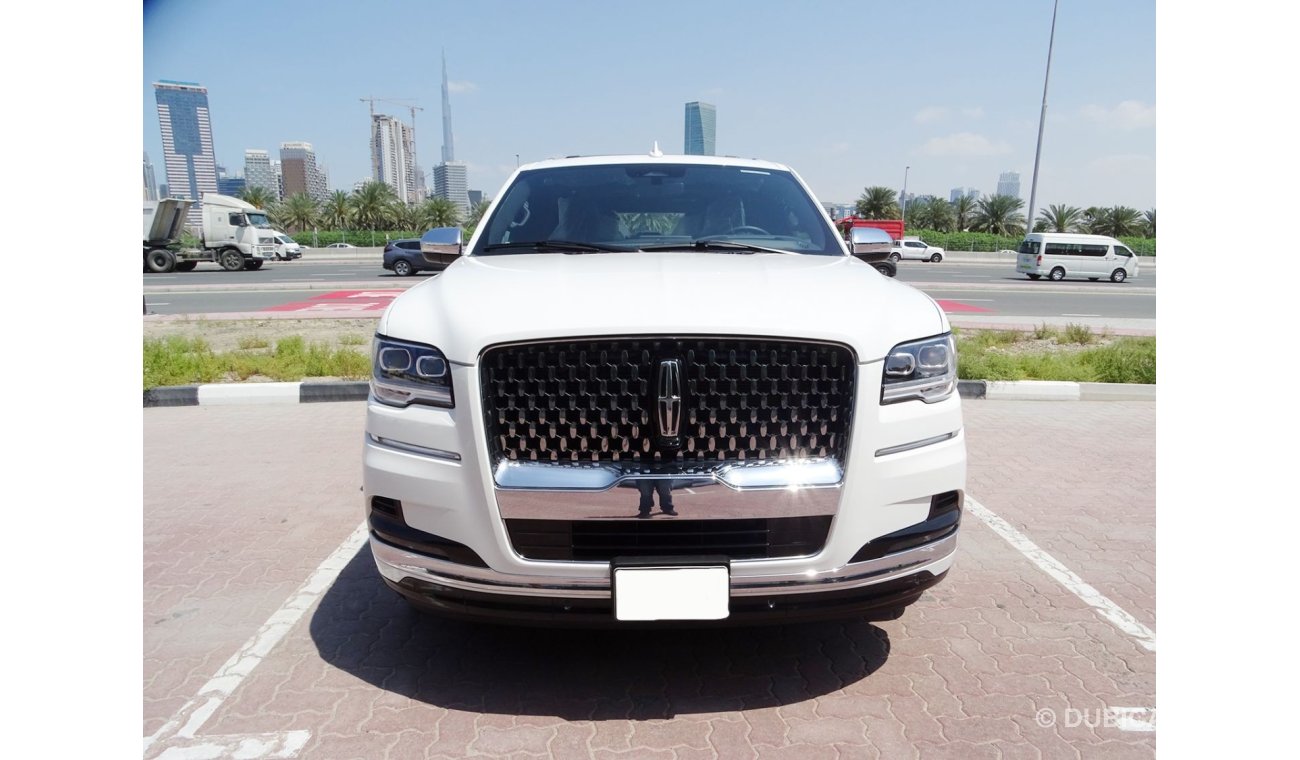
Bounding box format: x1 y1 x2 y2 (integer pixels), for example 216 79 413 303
379 252 949 364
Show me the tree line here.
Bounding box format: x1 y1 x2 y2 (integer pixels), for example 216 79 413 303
238 183 492 235
853 186 1156 239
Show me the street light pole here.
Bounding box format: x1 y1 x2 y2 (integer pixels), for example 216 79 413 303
901 165 910 229
1026 0 1060 234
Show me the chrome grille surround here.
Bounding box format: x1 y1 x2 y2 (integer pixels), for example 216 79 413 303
479 336 858 469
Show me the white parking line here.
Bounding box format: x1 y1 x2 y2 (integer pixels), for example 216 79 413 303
1060 313 1101 317
143 521 370 758
965 496 1156 652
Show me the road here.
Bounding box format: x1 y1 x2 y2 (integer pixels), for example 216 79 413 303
142 260 1157 329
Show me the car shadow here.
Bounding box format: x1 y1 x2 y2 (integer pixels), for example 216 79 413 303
308 545 892 720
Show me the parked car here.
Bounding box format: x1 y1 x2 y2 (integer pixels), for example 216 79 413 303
1015 233 1139 282
273 234 302 261
325 242 357 249
363 153 965 627
383 239 434 276
890 237 945 263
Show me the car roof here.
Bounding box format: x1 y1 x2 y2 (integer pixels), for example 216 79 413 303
517 153 793 173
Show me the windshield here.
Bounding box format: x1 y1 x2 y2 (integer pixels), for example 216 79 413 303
471 163 843 256
246 212 272 229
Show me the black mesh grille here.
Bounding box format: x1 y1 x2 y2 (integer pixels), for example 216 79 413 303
480 337 856 464
505 516 833 561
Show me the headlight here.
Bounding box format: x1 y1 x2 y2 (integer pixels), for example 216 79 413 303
371 335 454 408
881 333 956 404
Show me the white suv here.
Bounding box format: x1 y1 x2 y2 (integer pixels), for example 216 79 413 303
363 154 966 625
891 238 945 263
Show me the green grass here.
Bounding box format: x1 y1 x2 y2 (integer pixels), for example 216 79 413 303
144 335 370 389
237 335 270 350
957 331 1155 384
338 333 367 346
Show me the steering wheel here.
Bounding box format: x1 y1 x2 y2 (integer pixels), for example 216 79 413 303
727 225 770 236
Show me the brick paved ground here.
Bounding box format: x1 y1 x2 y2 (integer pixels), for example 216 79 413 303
144 399 1155 759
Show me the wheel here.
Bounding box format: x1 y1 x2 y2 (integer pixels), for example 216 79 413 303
219 248 245 271
930 253 943 263
175 261 197 272
1049 267 1066 281
726 225 770 236
1110 268 1127 283
1088 277 1099 281
393 259 414 277
145 248 176 273
872 262 897 278
244 259 264 270
1027 274 1041 280
888 252 901 263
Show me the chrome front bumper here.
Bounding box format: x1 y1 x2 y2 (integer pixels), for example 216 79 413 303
371 530 957 600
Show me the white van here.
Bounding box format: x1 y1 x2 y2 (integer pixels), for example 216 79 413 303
273 234 302 261
1015 233 1139 283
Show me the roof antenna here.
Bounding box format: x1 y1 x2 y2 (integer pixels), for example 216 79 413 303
650 141 663 157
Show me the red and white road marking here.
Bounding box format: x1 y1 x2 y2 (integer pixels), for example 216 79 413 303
262 290 403 313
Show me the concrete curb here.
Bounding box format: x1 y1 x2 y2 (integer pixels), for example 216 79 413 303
144 379 1152 407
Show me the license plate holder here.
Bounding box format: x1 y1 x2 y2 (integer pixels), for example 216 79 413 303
612 555 730 621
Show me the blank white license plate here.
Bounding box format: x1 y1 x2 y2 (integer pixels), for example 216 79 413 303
613 565 730 621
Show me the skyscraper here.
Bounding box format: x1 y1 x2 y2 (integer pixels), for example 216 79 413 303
997 171 1021 198
280 142 328 202
433 162 470 213
143 152 157 201
371 114 418 203
434 52 470 212
440 50 455 163
950 187 980 203
154 80 219 225
244 149 277 200
684 102 716 156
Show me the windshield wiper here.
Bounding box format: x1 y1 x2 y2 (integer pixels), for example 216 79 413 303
480 240 632 254
640 238 801 255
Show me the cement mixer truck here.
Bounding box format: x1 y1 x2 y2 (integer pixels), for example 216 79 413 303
142 193 283 273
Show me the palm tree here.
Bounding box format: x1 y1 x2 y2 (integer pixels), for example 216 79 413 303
1080 207 1107 234
855 186 900 219
417 197 461 230
1141 208 1156 237
466 199 491 231
1037 204 1083 233
971 194 1026 236
279 193 319 233
319 191 352 231
351 182 399 230
909 198 954 232
392 202 422 233
239 185 276 211
1096 206 1142 238
952 195 976 232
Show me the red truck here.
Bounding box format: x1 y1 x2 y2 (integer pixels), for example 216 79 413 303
836 217 905 241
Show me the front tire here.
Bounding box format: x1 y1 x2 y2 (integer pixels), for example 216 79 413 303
1110 268 1127 283
393 259 414 277
219 248 245 271
145 248 176 273
930 253 943 263
1049 267 1066 281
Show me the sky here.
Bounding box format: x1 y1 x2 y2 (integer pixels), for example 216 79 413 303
143 0 1155 211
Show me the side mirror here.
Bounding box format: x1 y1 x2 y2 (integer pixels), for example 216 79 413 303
421 227 463 265
848 226 893 262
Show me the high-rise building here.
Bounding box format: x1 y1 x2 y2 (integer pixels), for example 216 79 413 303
997 171 1020 198
440 50 455 164
371 113 418 203
280 142 328 202
154 80 219 225
159 183 169 198
143 152 158 201
434 53 470 212
244 149 277 199
949 187 981 203
433 162 470 213
684 101 717 156
272 160 283 199
467 189 483 207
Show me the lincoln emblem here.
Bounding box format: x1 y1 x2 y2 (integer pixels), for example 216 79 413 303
657 359 682 438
